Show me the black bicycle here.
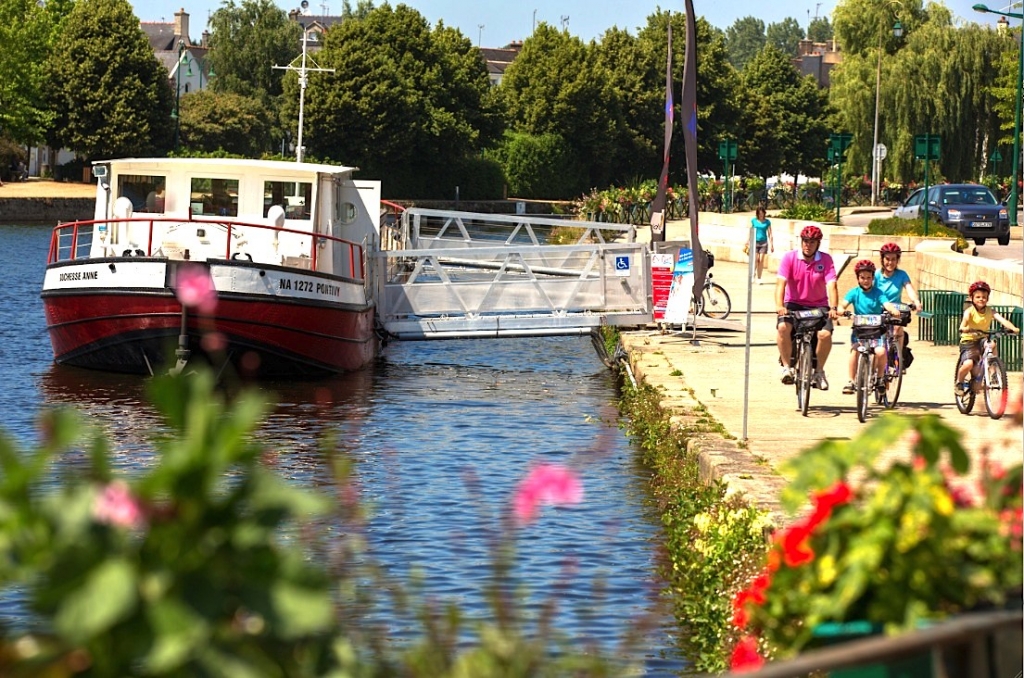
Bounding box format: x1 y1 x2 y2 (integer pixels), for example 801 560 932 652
693 273 732 320
879 303 914 409
785 308 827 416
955 329 1019 419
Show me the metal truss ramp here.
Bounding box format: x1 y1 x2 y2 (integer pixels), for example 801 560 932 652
373 208 652 340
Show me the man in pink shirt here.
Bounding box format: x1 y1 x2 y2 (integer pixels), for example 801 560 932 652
775 225 839 389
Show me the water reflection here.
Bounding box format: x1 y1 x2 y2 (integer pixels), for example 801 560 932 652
29 337 684 674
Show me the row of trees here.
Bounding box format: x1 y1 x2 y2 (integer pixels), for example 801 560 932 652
0 0 1017 200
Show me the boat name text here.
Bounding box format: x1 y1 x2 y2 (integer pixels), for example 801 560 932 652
59 270 99 282
278 278 340 297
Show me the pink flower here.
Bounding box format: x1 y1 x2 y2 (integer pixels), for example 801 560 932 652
512 463 584 526
93 481 145 528
730 635 764 672
175 264 217 314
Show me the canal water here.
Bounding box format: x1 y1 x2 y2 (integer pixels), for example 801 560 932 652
2 224 685 674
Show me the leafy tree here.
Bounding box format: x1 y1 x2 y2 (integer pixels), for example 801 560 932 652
340 0 375 20
807 16 834 42
296 3 502 197
206 0 301 102
178 91 274 156
830 0 1004 184
486 131 579 198
725 16 766 71
766 18 805 57
0 0 71 144
43 0 173 159
593 26 660 181
739 45 832 188
635 12 742 180
500 23 626 193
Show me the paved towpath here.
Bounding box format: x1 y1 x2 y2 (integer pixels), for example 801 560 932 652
620 246 1023 519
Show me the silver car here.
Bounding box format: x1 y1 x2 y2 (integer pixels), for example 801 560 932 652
893 184 1010 246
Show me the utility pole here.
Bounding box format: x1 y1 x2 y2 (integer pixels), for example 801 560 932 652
274 31 334 162
478 24 484 46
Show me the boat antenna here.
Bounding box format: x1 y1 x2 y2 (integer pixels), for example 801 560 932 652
273 28 334 161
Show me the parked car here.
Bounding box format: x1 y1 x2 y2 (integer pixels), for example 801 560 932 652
894 184 1010 246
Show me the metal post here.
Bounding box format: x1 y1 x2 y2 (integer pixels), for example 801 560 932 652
741 225 755 442
872 30 883 206
923 135 931 237
1011 19 1023 226
174 40 183 151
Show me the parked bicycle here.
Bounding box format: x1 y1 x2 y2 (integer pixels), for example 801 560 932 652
785 308 828 416
955 329 1019 419
690 250 732 320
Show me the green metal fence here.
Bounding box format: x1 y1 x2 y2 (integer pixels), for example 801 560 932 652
919 290 1022 370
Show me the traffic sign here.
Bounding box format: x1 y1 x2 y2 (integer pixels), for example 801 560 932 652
914 134 941 160
874 143 887 160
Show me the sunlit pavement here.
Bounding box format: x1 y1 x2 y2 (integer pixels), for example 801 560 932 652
620 257 1022 520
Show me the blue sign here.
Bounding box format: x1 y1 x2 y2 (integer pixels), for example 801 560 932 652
614 255 631 276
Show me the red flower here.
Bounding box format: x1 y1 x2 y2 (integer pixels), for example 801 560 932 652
730 635 765 672
780 523 815 567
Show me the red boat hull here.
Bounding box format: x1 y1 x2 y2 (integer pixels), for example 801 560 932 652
43 290 377 378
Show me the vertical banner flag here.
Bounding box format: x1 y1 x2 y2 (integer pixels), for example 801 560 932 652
681 0 707 303
649 20 673 243
663 248 694 325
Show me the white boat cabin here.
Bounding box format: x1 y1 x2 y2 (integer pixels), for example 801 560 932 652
89 157 381 279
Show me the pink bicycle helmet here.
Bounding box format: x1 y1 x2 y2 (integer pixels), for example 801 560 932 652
800 225 823 241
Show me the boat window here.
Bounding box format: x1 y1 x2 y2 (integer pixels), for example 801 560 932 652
117 175 167 213
338 201 358 224
191 178 239 217
263 180 312 220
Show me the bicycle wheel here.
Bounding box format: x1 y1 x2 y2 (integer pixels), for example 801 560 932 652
983 355 1008 420
954 358 975 414
884 334 903 409
856 352 871 423
796 344 813 416
701 283 732 320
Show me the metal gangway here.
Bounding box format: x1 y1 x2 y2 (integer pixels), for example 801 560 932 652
373 208 652 340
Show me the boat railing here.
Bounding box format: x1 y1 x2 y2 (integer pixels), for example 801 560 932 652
48 216 366 280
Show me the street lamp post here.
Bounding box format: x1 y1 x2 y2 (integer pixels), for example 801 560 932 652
974 3 1024 227
871 9 903 206
173 39 184 151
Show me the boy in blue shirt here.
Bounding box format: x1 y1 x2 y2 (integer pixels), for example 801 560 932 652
840 260 901 394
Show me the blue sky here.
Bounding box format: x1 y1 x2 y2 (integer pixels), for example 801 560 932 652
132 0 1007 47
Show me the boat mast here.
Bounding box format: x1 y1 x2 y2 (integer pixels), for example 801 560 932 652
274 26 334 162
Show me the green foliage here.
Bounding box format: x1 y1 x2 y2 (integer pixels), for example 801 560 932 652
178 90 275 156
741 415 1022 657
830 0 1005 185
725 16 766 71
620 382 768 673
0 136 27 182
777 202 831 221
766 18 805 57
866 216 959 238
807 16 834 42
42 0 173 159
207 0 301 102
500 24 625 191
0 0 57 144
298 4 501 198
486 132 582 199
740 45 831 183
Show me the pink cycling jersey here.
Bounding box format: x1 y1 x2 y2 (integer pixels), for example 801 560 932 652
777 249 836 307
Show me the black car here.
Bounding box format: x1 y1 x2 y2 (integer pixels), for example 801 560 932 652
895 184 1010 246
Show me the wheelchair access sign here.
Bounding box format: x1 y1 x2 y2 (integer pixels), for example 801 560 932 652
614 255 631 277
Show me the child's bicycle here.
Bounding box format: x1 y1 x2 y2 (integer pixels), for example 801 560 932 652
843 309 906 422
955 329 1020 419
879 303 915 409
